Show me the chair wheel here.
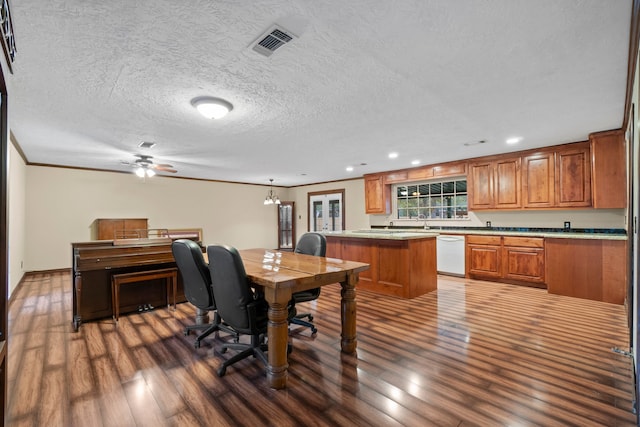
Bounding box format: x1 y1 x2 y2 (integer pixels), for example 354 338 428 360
221 347 228 354
184 330 190 336
308 315 314 321
217 366 226 377
311 327 318 334
194 340 201 349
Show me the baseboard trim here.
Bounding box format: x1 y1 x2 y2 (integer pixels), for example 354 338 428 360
9 268 72 307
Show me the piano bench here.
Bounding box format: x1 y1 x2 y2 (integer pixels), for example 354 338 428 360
111 267 178 322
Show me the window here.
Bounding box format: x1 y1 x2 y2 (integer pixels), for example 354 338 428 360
395 179 468 220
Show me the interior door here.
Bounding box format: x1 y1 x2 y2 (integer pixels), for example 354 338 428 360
277 202 295 250
308 191 344 232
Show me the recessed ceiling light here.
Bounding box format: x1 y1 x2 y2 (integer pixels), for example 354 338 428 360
191 96 233 119
388 152 399 159
506 137 522 145
411 160 420 165
346 166 354 172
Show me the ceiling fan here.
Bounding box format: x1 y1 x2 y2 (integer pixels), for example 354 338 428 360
122 154 177 177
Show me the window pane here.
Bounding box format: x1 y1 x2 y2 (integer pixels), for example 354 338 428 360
394 178 468 221
442 181 454 194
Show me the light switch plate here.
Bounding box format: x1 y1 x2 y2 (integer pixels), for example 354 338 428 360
564 221 571 229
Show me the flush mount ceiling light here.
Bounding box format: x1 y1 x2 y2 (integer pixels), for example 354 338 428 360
191 96 233 119
263 179 281 205
506 136 523 145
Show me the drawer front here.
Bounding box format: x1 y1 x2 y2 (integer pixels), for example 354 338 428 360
466 235 501 245
502 236 544 248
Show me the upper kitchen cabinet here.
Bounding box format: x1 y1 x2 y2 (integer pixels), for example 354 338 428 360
522 143 591 209
431 161 467 178
522 151 555 208
555 142 591 207
364 174 390 214
590 129 627 208
468 157 520 210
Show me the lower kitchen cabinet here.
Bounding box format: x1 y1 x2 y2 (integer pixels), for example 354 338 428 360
502 236 545 284
545 238 626 304
466 235 545 287
466 235 502 279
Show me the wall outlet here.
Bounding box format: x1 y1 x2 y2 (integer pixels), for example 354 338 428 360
486 221 492 228
564 221 571 229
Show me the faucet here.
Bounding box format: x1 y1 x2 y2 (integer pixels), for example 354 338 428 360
416 215 430 230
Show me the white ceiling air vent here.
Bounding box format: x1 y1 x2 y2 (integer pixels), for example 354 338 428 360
138 141 156 149
251 25 296 57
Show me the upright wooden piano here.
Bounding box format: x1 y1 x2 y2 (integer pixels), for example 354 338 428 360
71 230 202 330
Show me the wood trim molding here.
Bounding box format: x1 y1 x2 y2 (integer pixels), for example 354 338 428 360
9 130 26 164
623 0 640 131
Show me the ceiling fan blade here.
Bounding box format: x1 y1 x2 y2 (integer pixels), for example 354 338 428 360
154 163 174 168
155 166 177 173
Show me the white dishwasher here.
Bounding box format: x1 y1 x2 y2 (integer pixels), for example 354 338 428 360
436 234 466 276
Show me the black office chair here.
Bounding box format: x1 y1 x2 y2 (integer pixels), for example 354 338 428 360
207 244 269 377
171 239 236 348
289 232 327 335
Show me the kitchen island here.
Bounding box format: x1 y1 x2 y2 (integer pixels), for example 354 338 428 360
324 230 438 298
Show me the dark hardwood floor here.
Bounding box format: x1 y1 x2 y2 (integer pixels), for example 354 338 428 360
6 271 637 426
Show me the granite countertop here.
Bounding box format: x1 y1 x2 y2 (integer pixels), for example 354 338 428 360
323 230 440 240
368 226 627 241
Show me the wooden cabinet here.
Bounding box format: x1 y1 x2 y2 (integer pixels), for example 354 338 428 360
384 171 409 183
432 161 467 178
468 157 520 210
502 236 545 284
555 143 591 207
91 218 148 240
521 143 591 209
407 166 434 181
467 235 544 286
590 130 627 208
466 235 502 278
522 151 555 208
326 235 437 298
545 238 626 304
364 174 390 214
468 161 493 210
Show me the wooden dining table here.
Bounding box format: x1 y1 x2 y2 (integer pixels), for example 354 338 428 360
238 248 369 389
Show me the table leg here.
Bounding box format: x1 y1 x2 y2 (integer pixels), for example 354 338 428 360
264 287 291 389
340 272 358 354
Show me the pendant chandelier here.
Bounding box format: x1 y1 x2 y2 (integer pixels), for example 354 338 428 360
264 179 281 205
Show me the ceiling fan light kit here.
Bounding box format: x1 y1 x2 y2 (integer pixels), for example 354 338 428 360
135 167 155 178
191 96 233 119
125 154 177 177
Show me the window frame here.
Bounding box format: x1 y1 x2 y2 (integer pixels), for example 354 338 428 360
393 177 468 220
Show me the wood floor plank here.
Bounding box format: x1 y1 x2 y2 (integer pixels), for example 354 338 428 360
6 271 638 426
38 367 69 427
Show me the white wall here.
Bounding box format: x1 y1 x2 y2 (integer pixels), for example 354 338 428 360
8 142 26 296
289 179 369 242
24 166 289 271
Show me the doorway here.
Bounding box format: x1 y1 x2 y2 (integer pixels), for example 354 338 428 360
308 189 345 232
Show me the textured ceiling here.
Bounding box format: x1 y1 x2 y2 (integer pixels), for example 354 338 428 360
8 0 633 186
